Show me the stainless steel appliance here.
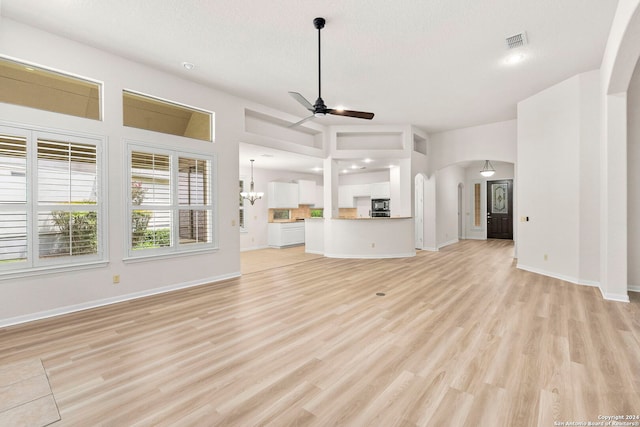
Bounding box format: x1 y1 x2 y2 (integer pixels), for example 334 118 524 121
371 198 390 217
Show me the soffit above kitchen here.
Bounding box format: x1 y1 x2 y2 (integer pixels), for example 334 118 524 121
239 142 400 175
0 0 618 133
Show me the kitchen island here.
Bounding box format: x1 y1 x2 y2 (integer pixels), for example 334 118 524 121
305 217 415 259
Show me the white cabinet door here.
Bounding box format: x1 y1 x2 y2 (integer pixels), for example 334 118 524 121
268 182 299 208
338 185 354 208
281 224 305 246
371 182 390 199
268 223 305 247
297 180 316 205
351 184 371 198
315 185 324 208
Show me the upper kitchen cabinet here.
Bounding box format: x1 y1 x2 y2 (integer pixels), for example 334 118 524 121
338 186 355 208
297 180 316 205
268 182 299 208
315 185 324 208
370 182 390 199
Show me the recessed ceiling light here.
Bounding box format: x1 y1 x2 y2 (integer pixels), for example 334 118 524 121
182 62 195 70
351 164 358 169
504 53 525 65
335 105 345 112
312 167 323 172
363 158 372 163
342 169 349 174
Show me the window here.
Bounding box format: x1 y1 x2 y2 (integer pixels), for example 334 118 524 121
123 91 213 142
0 57 101 120
0 125 104 274
239 179 246 230
473 182 482 228
127 144 216 258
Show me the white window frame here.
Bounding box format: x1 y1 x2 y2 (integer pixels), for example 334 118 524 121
125 141 217 260
0 123 107 278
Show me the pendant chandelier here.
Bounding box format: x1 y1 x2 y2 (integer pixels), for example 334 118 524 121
480 160 495 177
240 159 264 205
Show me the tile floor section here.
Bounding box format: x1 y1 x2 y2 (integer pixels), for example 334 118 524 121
0 358 60 426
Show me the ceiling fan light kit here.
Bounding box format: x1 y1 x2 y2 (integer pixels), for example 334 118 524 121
288 17 374 127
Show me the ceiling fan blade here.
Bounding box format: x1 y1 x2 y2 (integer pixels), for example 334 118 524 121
288 92 314 112
288 114 316 128
328 109 375 120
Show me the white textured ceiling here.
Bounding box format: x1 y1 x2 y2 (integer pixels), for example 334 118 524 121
1 0 619 134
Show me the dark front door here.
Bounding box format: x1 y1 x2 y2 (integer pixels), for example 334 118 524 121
487 179 513 239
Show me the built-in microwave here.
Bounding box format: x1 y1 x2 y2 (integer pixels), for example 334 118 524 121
371 198 390 213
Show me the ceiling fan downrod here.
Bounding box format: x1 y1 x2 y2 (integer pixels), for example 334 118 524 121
314 17 326 114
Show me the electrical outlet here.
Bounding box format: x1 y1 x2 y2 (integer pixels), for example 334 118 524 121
113 275 120 284
371 242 375 248
231 219 236 226
543 254 548 261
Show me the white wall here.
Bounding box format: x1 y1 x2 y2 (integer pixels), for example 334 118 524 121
0 18 249 324
628 57 640 289
517 71 600 284
239 167 322 251
578 71 602 285
428 120 517 174
339 170 389 185
435 164 465 248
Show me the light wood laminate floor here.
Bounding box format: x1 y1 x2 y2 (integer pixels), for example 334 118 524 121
1 240 639 426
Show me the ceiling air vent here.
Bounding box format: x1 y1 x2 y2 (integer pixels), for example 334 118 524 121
505 32 528 49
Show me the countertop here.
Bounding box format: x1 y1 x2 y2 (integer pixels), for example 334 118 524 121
305 217 412 220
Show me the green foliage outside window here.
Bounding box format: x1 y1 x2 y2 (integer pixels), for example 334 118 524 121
50 210 98 255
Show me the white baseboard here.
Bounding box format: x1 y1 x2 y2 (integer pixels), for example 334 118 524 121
419 246 438 252
628 285 640 293
437 238 459 249
464 236 485 241
517 263 580 284
304 249 324 255
517 263 631 303
0 271 241 328
324 251 416 259
240 245 269 252
577 279 600 288
598 287 631 302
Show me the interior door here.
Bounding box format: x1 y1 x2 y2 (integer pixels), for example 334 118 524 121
487 179 513 239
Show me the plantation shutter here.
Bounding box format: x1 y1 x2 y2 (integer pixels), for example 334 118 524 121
178 157 211 245
37 138 99 258
0 134 28 263
130 151 172 250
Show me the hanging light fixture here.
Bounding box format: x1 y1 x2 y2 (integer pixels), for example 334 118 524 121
240 159 264 205
480 160 495 177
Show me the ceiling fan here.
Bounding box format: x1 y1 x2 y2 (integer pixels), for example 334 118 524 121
288 17 375 127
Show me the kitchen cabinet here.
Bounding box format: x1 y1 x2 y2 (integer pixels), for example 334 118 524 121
370 182 391 199
351 184 370 198
315 185 324 208
297 180 316 205
268 222 305 247
338 185 354 208
267 182 299 208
